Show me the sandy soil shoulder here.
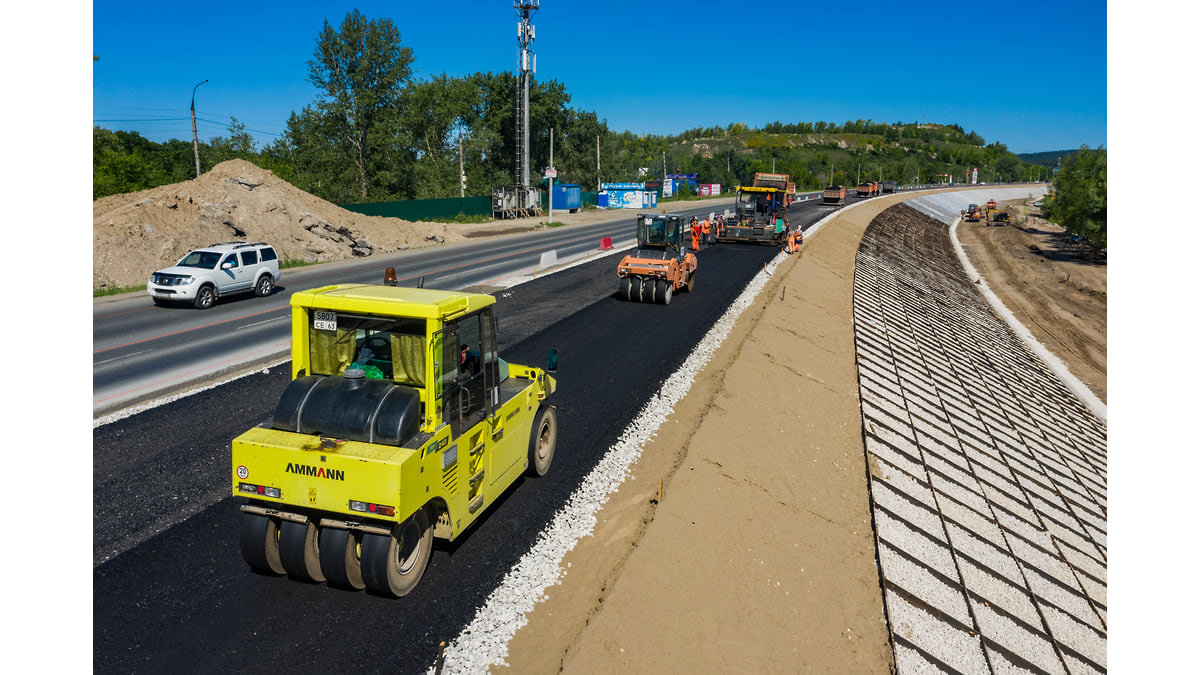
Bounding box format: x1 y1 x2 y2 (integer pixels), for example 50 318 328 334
498 197 909 674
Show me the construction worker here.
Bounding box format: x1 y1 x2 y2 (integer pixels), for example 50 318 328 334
787 224 803 253
701 215 712 245
690 216 700 251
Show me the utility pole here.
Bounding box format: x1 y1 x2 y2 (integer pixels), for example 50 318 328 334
190 79 208 178
596 133 601 191
459 132 465 198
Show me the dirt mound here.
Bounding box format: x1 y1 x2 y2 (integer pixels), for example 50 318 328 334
92 159 466 291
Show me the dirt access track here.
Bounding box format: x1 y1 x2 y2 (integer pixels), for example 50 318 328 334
477 188 1106 673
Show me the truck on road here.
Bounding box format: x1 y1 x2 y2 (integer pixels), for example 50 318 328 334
232 275 559 597
856 182 880 198
823 185 846 205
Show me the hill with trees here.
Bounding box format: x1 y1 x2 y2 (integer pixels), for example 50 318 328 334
94 10 1053 205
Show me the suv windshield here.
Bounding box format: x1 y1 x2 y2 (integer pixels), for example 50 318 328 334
178 251 222 269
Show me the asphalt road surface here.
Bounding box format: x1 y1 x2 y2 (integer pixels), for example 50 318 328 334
93 199 848 672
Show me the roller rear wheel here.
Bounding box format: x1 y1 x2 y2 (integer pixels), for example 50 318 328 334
528 405 557 476
279 520 325 583
319 527 365 590
361 509 433 598
240 513 285 575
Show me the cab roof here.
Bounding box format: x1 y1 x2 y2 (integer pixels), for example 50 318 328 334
291 284 495 320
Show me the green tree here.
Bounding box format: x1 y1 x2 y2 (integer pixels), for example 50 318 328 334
207 117 258 166
306 10 415 200
1043 145 1106 248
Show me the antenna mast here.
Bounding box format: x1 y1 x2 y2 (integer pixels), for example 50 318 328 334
515 1 538 187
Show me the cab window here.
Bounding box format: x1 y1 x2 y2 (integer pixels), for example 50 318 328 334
307 312 427 386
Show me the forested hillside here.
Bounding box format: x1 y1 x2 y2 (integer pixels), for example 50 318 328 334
94 10 1050 204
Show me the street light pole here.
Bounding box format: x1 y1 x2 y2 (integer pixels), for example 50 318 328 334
191 79 208 178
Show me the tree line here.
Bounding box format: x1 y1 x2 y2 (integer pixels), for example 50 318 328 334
1039 146 1106 249
94 10 1054 205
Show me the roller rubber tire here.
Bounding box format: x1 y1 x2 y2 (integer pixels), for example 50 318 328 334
658 279 673 305
640 277 654 303
279 520 326 583
361 509 433 598
528 405 557 476
685 270 696 293
319 527 365 590
620 276 635 301
239 513 285 576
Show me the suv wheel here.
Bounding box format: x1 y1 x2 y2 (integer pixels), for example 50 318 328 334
255 275 275 297
194 285 216 310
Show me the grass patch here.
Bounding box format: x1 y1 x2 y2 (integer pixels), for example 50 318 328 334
281 258 321 270
94 285 146 298
422 212 493 224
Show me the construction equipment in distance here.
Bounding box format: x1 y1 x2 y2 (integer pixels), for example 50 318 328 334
856 181 880 198
823 185 846 205
720 173 791 245
988 209 1011 226
984 198 999 221
617 212 697 304
232 271 559 597
962 203 983 222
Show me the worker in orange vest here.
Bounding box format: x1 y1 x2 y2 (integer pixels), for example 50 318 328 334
701 216 712 245
787 224 803 253
690 216 701 251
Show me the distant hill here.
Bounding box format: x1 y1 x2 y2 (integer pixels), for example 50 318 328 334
1018 150 1077 168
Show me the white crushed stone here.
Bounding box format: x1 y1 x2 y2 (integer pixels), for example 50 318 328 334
1037 601 1107 668
878 541 972 625
958 556 1043 629
886 587 989 674
972 600 1065 675
432 250 789 674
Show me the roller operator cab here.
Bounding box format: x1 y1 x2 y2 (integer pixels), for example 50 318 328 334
232 280 559 597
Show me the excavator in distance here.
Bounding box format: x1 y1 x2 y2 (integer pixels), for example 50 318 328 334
616 212 697 305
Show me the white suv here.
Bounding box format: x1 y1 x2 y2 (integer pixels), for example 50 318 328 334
148 242 281 309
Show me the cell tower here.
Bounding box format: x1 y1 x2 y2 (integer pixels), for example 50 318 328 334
515 1 538 187
491 1 542 218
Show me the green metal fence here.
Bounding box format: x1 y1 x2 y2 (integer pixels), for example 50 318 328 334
341 190 604 222
339 196 492 221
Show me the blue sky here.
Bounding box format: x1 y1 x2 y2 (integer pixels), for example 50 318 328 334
91 1 1107 155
